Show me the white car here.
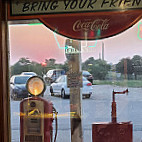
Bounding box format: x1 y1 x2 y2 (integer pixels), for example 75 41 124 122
43 69 65 84
50 75 93 98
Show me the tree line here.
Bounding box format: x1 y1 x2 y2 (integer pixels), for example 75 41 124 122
10 55 142 80
116 55 142 80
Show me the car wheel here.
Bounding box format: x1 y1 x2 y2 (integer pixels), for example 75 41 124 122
61 89 66 99
50 87 54 96
86 94 91 98
12 93 17 100
90 79 93 84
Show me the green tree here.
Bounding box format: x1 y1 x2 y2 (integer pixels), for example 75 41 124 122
116 58 133 79
131 55 142 79
10 57 43 76
82 57 95 70
93 59 111 80
41 58 57 75
82 57 111 80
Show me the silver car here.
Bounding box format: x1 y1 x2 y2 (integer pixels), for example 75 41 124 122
50 75 93 99
10 75 32 100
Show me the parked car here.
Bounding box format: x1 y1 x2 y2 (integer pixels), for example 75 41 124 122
10 75 33 100
21 72 37 76
82 70 93 83
50 75 93 98
43 69 65 84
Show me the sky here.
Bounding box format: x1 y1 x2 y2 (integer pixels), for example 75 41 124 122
9 19 142 65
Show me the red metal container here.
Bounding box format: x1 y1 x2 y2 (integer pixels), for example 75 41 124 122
92 122 132 142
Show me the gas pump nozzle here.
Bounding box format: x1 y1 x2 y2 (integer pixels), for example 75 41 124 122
111 89 129 123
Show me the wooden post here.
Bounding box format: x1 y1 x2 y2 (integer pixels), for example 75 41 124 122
0 0 11 142
65 39 83 142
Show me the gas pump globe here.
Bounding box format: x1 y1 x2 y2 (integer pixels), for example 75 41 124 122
26 76 46 97
20 76 57 142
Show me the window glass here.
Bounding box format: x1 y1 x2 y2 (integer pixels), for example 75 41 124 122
60 76 65 82
14 76 31 84
9 19 142 142
55 76 62 82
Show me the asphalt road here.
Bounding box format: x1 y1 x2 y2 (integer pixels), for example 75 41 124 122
11 85 142 142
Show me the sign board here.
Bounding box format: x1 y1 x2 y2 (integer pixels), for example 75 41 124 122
67 72 82 88
8 0 142 40
65 39 81 61
10 0 142 16
65 46 80 54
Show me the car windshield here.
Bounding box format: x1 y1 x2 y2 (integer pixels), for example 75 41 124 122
14 76 31 84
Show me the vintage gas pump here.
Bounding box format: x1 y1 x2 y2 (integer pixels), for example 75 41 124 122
92 89 133 142
20 76 58 142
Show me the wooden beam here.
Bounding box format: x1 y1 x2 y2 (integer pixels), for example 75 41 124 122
0 0 11 142
66 39 83 142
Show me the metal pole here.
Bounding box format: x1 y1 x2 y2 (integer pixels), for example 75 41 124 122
111 89 128 123
111 90 117 123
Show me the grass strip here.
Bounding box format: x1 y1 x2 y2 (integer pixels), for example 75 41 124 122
93 80 142 88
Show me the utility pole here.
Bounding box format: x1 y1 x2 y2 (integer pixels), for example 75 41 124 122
124 59 128 79
65 39 83 142
102 42 104 61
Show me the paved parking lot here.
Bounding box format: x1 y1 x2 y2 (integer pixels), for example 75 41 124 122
11 85 142 142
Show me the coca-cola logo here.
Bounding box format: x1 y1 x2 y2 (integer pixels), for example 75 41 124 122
73 19 109 31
